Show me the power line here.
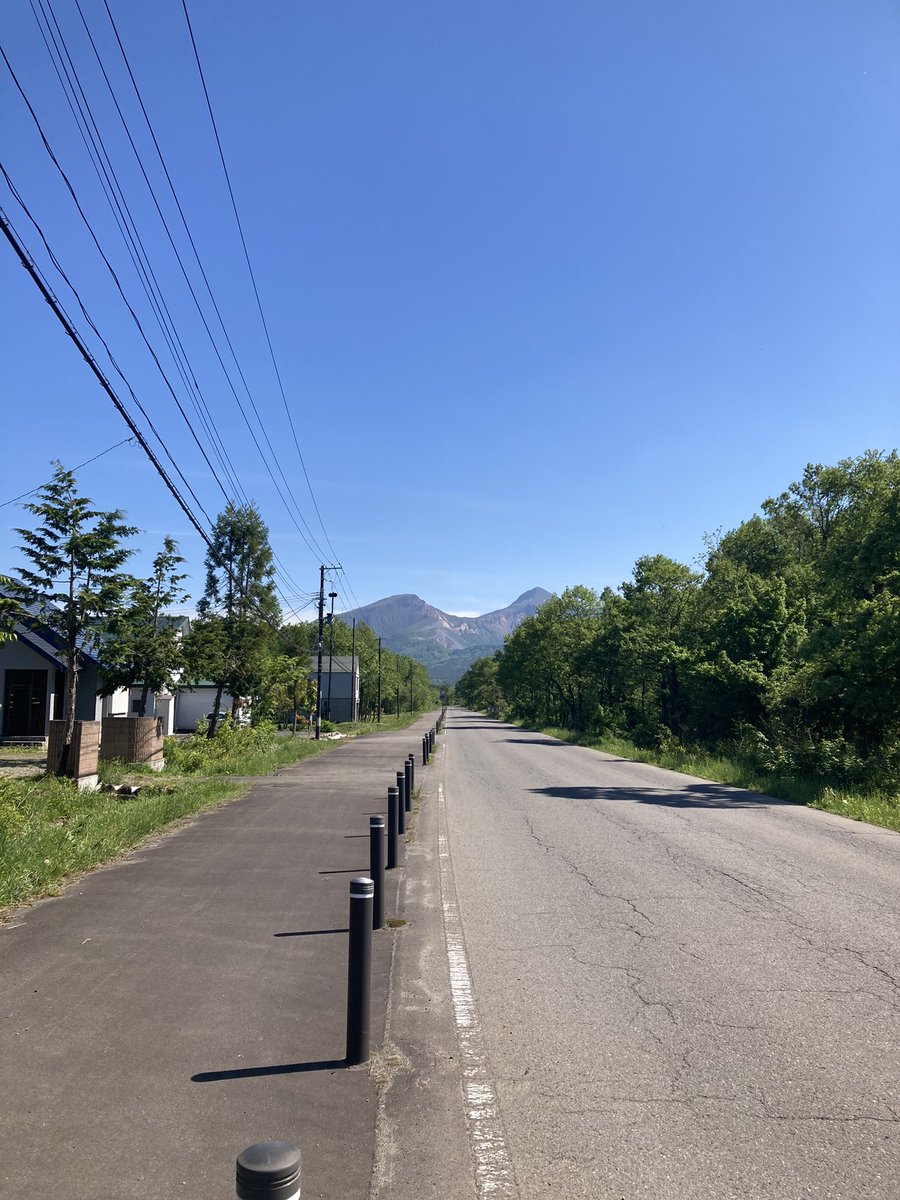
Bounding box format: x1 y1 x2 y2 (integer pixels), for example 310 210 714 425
0 203 212 546
3 156 307 613
0 158 213 527
99 0 331 567
0 436 135 509
29 0 245 507
0 40 236 518
34 0 330 569
4 21 362 616
181 0 340 561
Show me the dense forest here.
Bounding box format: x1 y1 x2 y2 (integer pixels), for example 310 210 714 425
457 452 899 789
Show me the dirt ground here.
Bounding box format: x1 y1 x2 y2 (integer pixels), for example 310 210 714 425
0 749 47 779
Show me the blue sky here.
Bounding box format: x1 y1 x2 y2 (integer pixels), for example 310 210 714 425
1 0 898 619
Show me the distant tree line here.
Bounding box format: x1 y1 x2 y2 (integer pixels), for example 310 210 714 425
456 451 900 788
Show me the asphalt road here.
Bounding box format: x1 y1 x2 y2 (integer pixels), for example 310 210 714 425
435 709 900 1200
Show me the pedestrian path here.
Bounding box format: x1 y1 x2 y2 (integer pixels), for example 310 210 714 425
0 715 437 1200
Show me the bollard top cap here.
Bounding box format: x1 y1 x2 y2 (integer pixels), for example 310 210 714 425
370 814 385 827
350 875 374 897
236 1141 301 1199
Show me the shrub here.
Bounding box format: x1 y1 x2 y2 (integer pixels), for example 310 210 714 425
164 722 278 774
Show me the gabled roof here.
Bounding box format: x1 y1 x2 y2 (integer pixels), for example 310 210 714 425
1 581 102 670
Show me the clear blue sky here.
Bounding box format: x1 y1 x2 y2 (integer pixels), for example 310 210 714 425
2 1 898 618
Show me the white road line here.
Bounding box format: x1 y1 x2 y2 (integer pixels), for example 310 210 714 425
438 743 518 1198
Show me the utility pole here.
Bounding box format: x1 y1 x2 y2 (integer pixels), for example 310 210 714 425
396 684 400 719
315 566 325 740
408 661 414 711
377 637 382 724
315 563 341 740
326 590 338 721
350 618 357 722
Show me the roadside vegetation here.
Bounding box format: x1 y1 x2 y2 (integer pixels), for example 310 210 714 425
0 711 428 914
457 452 900 834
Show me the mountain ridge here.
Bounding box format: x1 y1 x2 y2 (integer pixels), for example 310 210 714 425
336 587 552 682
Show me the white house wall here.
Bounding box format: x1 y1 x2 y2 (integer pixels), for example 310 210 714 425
175 688 234 733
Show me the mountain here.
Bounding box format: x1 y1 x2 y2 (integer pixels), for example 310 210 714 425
337 587 552 683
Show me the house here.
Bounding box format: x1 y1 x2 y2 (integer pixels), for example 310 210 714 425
308 654 359 724
0 617 117 742
0 591 186 742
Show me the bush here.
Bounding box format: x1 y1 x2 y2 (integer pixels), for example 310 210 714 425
164 721 278 774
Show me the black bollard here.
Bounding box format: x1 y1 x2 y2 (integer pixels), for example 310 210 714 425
404 757 413 813
422 735 428 766
407 751 415 796
396 770 407 835
236 1141 301 1199
387 785 399 869
346 876 374 1065
370 816 385 929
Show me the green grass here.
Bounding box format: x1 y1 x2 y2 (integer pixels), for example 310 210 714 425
523 723 900 834
0 723 349 915
333 711 429 737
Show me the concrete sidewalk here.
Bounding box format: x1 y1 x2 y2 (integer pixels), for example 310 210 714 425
0 715 438 1200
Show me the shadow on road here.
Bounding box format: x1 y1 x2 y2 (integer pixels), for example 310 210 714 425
529 784 794 809
192 1059 344 1082
273 928 349 938
501 736 568 746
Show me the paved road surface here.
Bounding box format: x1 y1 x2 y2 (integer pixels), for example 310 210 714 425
429 710 900 1199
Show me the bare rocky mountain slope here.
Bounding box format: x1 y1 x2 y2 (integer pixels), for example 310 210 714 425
337 587 551 682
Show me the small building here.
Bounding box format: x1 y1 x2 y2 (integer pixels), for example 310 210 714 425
174 683 237 733
309 655 359 724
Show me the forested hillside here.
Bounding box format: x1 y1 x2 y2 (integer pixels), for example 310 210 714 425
457 452 899 790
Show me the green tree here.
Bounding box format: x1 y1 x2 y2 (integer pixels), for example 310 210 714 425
255 653 317 727
192 503 280 735
99 537 189 716
15 462 135 771
0 574 24 644
456 652 505 714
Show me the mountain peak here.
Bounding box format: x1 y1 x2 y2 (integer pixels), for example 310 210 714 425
337 588 550 682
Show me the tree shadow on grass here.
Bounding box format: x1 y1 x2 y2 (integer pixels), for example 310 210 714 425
528 784 794 809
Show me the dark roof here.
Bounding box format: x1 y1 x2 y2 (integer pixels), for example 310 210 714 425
1 579 102 670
